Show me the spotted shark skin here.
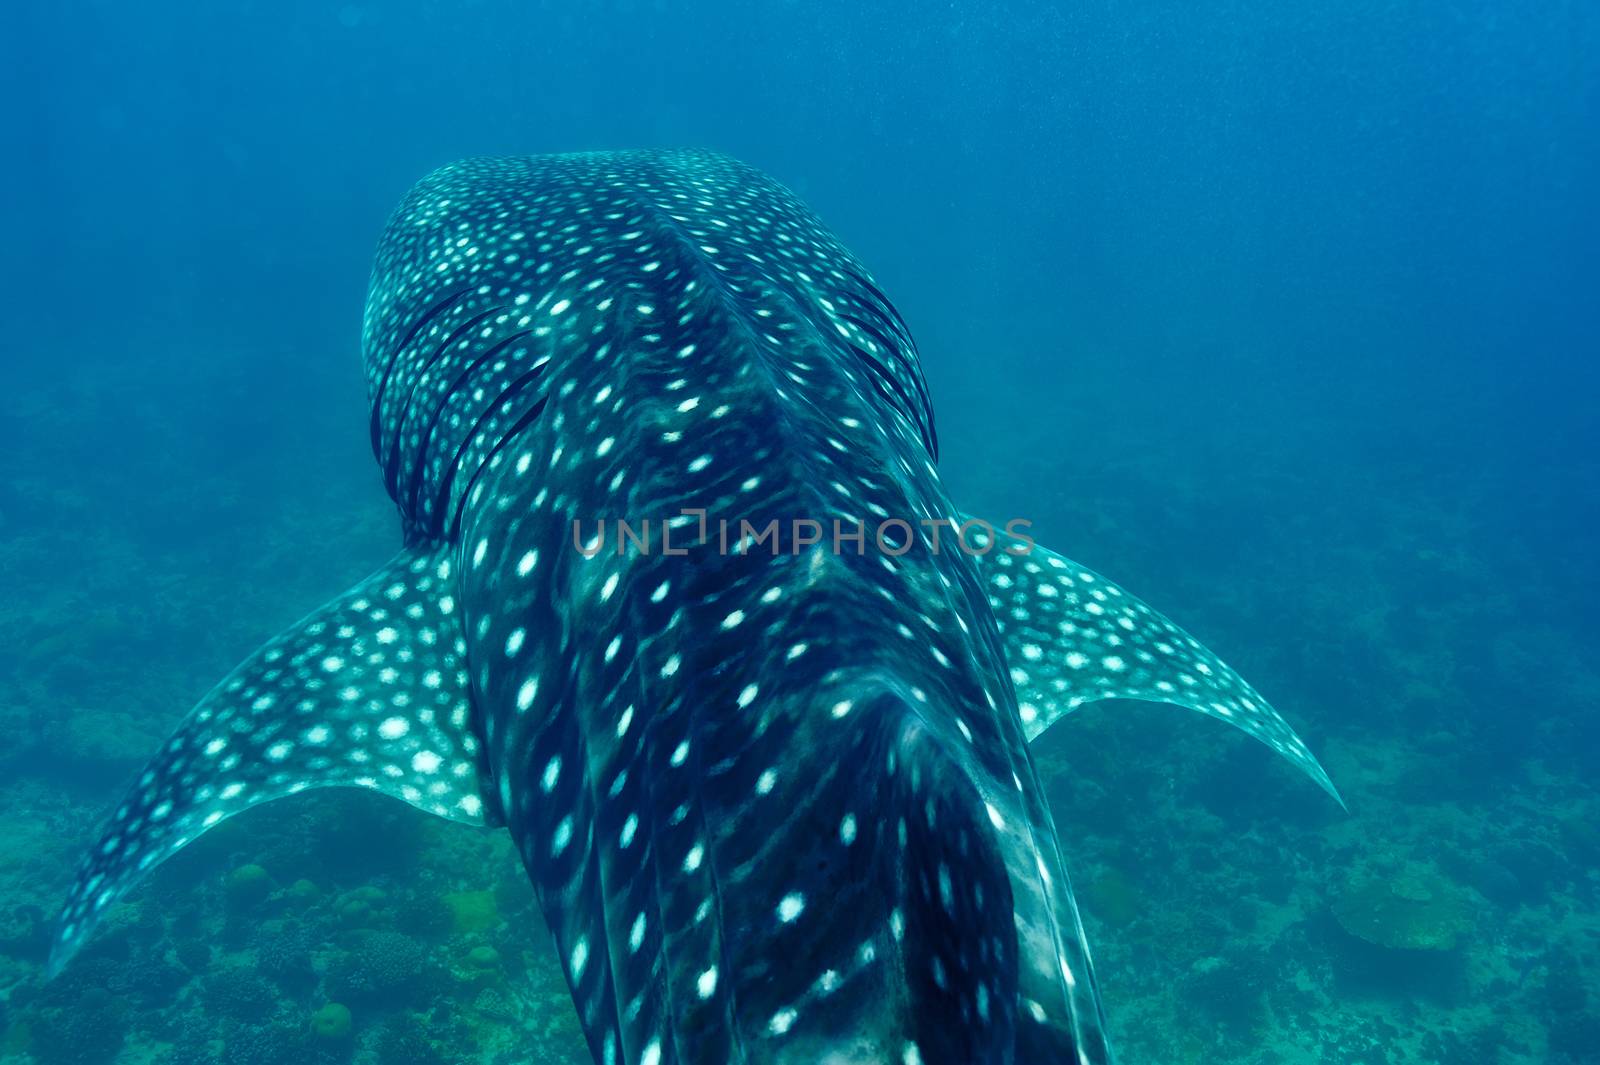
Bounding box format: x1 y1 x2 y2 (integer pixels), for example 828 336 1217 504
51 150 1339 1064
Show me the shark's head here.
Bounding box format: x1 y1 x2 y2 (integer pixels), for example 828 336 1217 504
49 149 1340 1065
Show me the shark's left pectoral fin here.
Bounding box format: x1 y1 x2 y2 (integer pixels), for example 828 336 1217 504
965 519 1342 806
50 544 493 975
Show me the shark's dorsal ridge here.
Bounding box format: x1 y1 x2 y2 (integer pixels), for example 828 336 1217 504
49 544 493 976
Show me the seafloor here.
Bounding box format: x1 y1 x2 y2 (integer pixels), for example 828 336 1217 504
0 344 1595 1065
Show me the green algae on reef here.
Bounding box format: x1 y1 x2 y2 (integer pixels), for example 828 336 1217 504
308 1002 351 1041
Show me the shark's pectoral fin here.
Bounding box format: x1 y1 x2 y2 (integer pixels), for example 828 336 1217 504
49 544 493 975
964 518 1341 806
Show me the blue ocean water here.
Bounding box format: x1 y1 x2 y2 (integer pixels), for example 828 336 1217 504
2 2 1596 1064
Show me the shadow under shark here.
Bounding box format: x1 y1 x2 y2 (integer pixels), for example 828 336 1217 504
50 151 1339 1064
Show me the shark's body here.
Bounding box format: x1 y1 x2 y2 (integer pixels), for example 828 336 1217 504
51 151 1337 1063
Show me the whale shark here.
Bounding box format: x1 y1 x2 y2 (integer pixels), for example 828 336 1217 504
50 150 1338 1064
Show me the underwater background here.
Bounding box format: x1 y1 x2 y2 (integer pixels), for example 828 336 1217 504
3 1 1597 1063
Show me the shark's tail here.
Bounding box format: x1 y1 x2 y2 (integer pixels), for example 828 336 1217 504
874 703 1020 1065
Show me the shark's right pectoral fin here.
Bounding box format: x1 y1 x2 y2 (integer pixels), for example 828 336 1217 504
964 519 1342 807
50 544 494 975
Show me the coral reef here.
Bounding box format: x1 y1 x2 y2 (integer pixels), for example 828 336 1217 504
202 967 282 1024
20 988 128 1065
324 930 443 1011
1330 865 1476 951
253 921 318 994
371 1017 452 1065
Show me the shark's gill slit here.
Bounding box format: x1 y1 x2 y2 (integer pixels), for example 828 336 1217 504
406 328 539 520
368 286 471 463
444 382 551 542
839 264 917 348
837 312 938 458
383 305 506 496
846 340 933 453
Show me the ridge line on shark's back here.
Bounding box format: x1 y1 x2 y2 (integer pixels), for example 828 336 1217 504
50 149 1340 1064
